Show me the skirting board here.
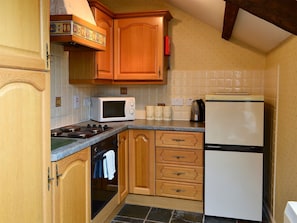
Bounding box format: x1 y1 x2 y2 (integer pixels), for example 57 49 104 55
125 194 203 213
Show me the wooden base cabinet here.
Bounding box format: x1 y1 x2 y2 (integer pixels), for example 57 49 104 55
51 148 91 223
155 131 204 201
118 131 129 202
129 130 155 195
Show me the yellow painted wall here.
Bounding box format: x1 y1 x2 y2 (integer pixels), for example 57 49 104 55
98 0 265 70
266 36 297 223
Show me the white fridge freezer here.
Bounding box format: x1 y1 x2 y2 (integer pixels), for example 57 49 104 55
204 94 264 221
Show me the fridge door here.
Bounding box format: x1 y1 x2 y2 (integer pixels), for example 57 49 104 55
205 95 264 146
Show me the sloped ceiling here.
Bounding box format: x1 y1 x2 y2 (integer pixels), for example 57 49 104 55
165 0 292 53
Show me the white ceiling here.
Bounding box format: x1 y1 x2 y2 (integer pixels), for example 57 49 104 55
165 0 292 53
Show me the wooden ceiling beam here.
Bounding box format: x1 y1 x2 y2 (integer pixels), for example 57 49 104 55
222 2 239 40
224 0 297 35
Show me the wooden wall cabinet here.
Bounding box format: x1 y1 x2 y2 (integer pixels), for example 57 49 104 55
51 148 91 223
0 0 51 222
128 130 155 195
69 1 172 85
113 12 172 84
69 1 114 84
118 131 129 202
155 131 204 201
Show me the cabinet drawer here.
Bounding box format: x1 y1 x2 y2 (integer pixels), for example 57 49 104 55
156 164 203 183
156 180 203 201
156 148 203 166
156 131 203 149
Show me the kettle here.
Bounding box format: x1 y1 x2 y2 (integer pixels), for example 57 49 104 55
190 99 205 122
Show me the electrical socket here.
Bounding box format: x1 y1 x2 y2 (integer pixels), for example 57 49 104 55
184 98 193 106
83 97 91 107
55 97 61 107
171 98 183 106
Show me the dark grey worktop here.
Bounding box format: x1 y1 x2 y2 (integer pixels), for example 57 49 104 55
51 119 205 161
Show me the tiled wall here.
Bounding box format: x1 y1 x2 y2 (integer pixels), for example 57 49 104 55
50 43 264 127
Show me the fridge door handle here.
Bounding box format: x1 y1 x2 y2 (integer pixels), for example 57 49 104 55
205 145 222 149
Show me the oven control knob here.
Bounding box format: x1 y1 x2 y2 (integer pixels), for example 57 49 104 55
92 124 97 128
87 124 91 128
98 125 103 131
103 124 108 130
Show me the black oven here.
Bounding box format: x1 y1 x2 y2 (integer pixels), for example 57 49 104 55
91 135 118 219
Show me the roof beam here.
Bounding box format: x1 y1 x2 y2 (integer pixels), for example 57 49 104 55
224 0 297 35
222 2 239 40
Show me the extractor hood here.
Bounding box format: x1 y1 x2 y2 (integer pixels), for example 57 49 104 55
50 0 106 51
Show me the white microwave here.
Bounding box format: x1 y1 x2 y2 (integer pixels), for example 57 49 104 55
90 97 136 122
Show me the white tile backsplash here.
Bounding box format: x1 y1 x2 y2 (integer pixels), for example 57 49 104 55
50 44 264 128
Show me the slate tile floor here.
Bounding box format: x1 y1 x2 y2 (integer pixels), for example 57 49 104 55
111 204 267 223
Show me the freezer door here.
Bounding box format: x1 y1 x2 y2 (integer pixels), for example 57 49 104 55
205 100 264 146
204 150 263 221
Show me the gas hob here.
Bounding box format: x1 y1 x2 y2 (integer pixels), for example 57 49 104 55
51 123 112 139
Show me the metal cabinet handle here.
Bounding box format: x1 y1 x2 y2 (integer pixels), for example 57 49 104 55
47 167 54 190
56 165 62 186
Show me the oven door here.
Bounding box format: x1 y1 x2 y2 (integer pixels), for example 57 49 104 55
91 135 118 219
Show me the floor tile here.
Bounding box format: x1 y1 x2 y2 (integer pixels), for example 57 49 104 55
117 204 150 219
147 207 173 222
112 215 144 223
171 210 203 223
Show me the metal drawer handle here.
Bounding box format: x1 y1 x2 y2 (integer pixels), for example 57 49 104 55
174 155 185 159
174 172 185 176
172 138 185 142
175 189 185 193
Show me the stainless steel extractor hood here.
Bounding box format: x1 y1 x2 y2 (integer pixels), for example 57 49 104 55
50 0 106 51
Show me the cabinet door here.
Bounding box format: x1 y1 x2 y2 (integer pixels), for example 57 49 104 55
93 8 114 79
0 0 50 70
129 130 155 195
118 131 129 202
52 148 91 223
114 17 163 80
0 69 51 223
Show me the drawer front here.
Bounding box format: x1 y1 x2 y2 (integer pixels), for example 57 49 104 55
156 131 203 149
156 148 203 166
156 164 203 183
156 180 203 201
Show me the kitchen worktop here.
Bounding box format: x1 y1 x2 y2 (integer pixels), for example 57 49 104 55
51 119 205 161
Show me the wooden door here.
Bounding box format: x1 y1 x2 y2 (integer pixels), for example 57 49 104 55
0 69 51 223
52 148 91 223
114 17 163 80
129 130 155 195
0 0 50 71
118 131 129 202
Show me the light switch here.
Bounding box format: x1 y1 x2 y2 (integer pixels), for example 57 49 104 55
73 96 79 109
